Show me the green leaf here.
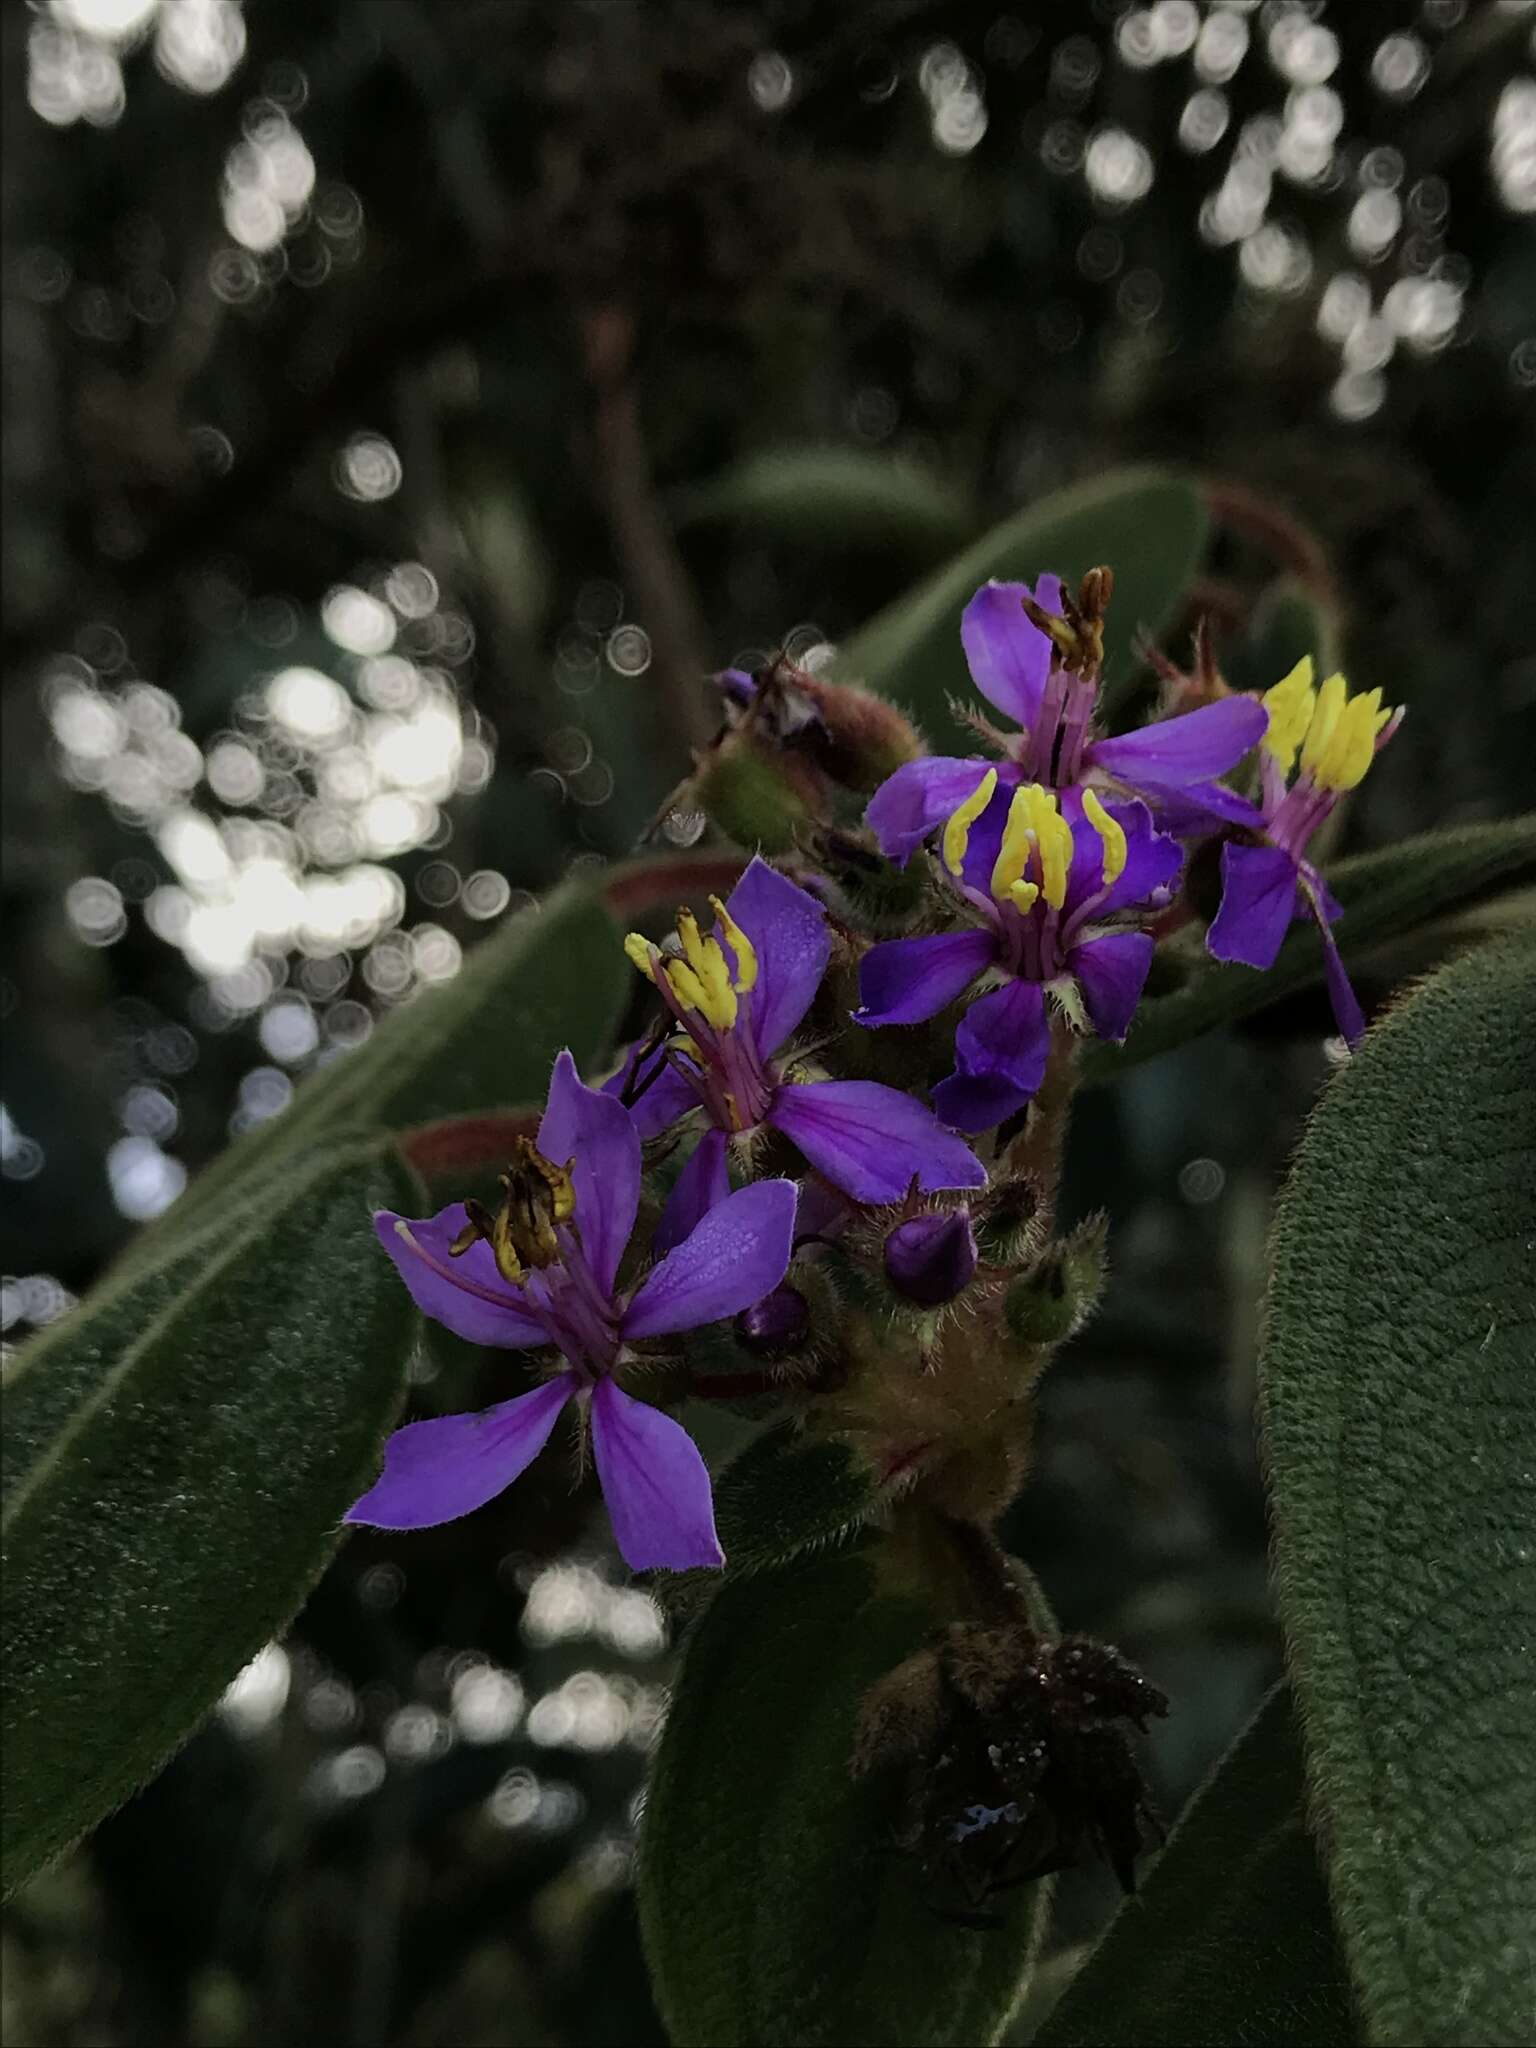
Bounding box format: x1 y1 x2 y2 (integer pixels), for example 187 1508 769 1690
1083 817 1536 1083
713 1421 880 1572
1 1139 419 1896
638 1547 1052 2048
1033 1684 1357 2047
671 445 976 559
1222 576 1342 695
833 469 1207 747
117 873 630 1268
1260 936 1536 2047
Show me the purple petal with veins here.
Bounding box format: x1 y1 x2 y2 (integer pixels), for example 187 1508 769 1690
768 1079 985 1204
960 580 1053 730
1071 930 1155 1042
346 1375 574 1529
1090 695 1267 791
954 979 1050 1095
1207 841 1301 971
865 757 1003 867
856 927 998 1027
622 1178 797 1338
721 857 831 1054
537 1050 641 1295
374 1206 548 1350
589 1380 723 1571
654 1126 731 1255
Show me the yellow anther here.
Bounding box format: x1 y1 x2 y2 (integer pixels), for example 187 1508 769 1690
450 1140 577 1286
623 933 658 981
1299 671 1347 783
676 907 712 977
1008 879 1040 914
1261 657 1317 776
942 769 998 877
989 784 1070 911
1081 787 1126 889
1026 784 1072 911
1297 673 1399 794
989 787 1035 900
709 895 758 993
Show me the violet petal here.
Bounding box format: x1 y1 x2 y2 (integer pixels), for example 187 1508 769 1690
855 927 998 1027
538 1049 641 1296
960 580 1053 729
603 1043 702 1141
1318 918 1367 1047
345 1375 574 1529
374 1207 548 1350
589 1379 724 1572
1071 930 1155 1042
767 1078 985 1204
865 757 1001 867
654 1126 731 1256
1090 695 1267 791
622 1178 798 1338
721 857 831 1054
954 978 1050 1094
1207 841 1301 970
930 1069 1035 1133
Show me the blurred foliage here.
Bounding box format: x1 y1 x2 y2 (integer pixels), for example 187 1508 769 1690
2 1 1533 2042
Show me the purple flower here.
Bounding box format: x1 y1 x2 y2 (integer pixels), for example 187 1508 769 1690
865 577 1266 865
347 1051 797 1571
857 775 1182 1131
616 857 985 1207
1206 659 1402 1047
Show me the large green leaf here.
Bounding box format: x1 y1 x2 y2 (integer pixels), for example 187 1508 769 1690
116 872 630 1268
1260 936 1536 2047
1 1139 419 1896
1033 1684 1357 2047
710 1420 881 1572
833 469 1207 746
639 1546 1052 2048
671 444 976 558
1083 816 1536 1083
1221 576 1342 695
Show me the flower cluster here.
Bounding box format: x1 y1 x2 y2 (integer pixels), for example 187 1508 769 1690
349 566 1399 1578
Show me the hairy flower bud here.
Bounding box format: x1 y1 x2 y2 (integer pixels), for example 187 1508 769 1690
734 1283 811 1359
1003 1216 1108 1346
691 730 824 853
884 1209 978 1309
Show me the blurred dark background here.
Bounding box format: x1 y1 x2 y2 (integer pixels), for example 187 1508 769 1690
3 2 1533 2042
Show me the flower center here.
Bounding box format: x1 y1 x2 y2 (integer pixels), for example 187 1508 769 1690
451 1138 575 1286
940 781 1126 981
623 899 775 1132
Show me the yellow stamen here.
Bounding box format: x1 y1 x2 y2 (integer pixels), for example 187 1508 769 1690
675 908 738 1029
1008 879 1040 914
709 895 758 993
1032 789 1072 911
1081 787 1126 889
449 1140 577 1286
1261 657 1317 777
988 784 1072 911
624 933 658 981
1298 672 1399 794
942 768 998 877
1299 670 1347 783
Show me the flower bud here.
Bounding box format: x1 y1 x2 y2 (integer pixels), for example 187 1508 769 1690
1003 1216 1108 1346
692 730 822 853
734 1283 811 1359
884 1209 978 1309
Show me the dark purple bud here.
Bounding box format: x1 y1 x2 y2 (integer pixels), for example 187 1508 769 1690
734 1283 810 1359
884 1210 978 1309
